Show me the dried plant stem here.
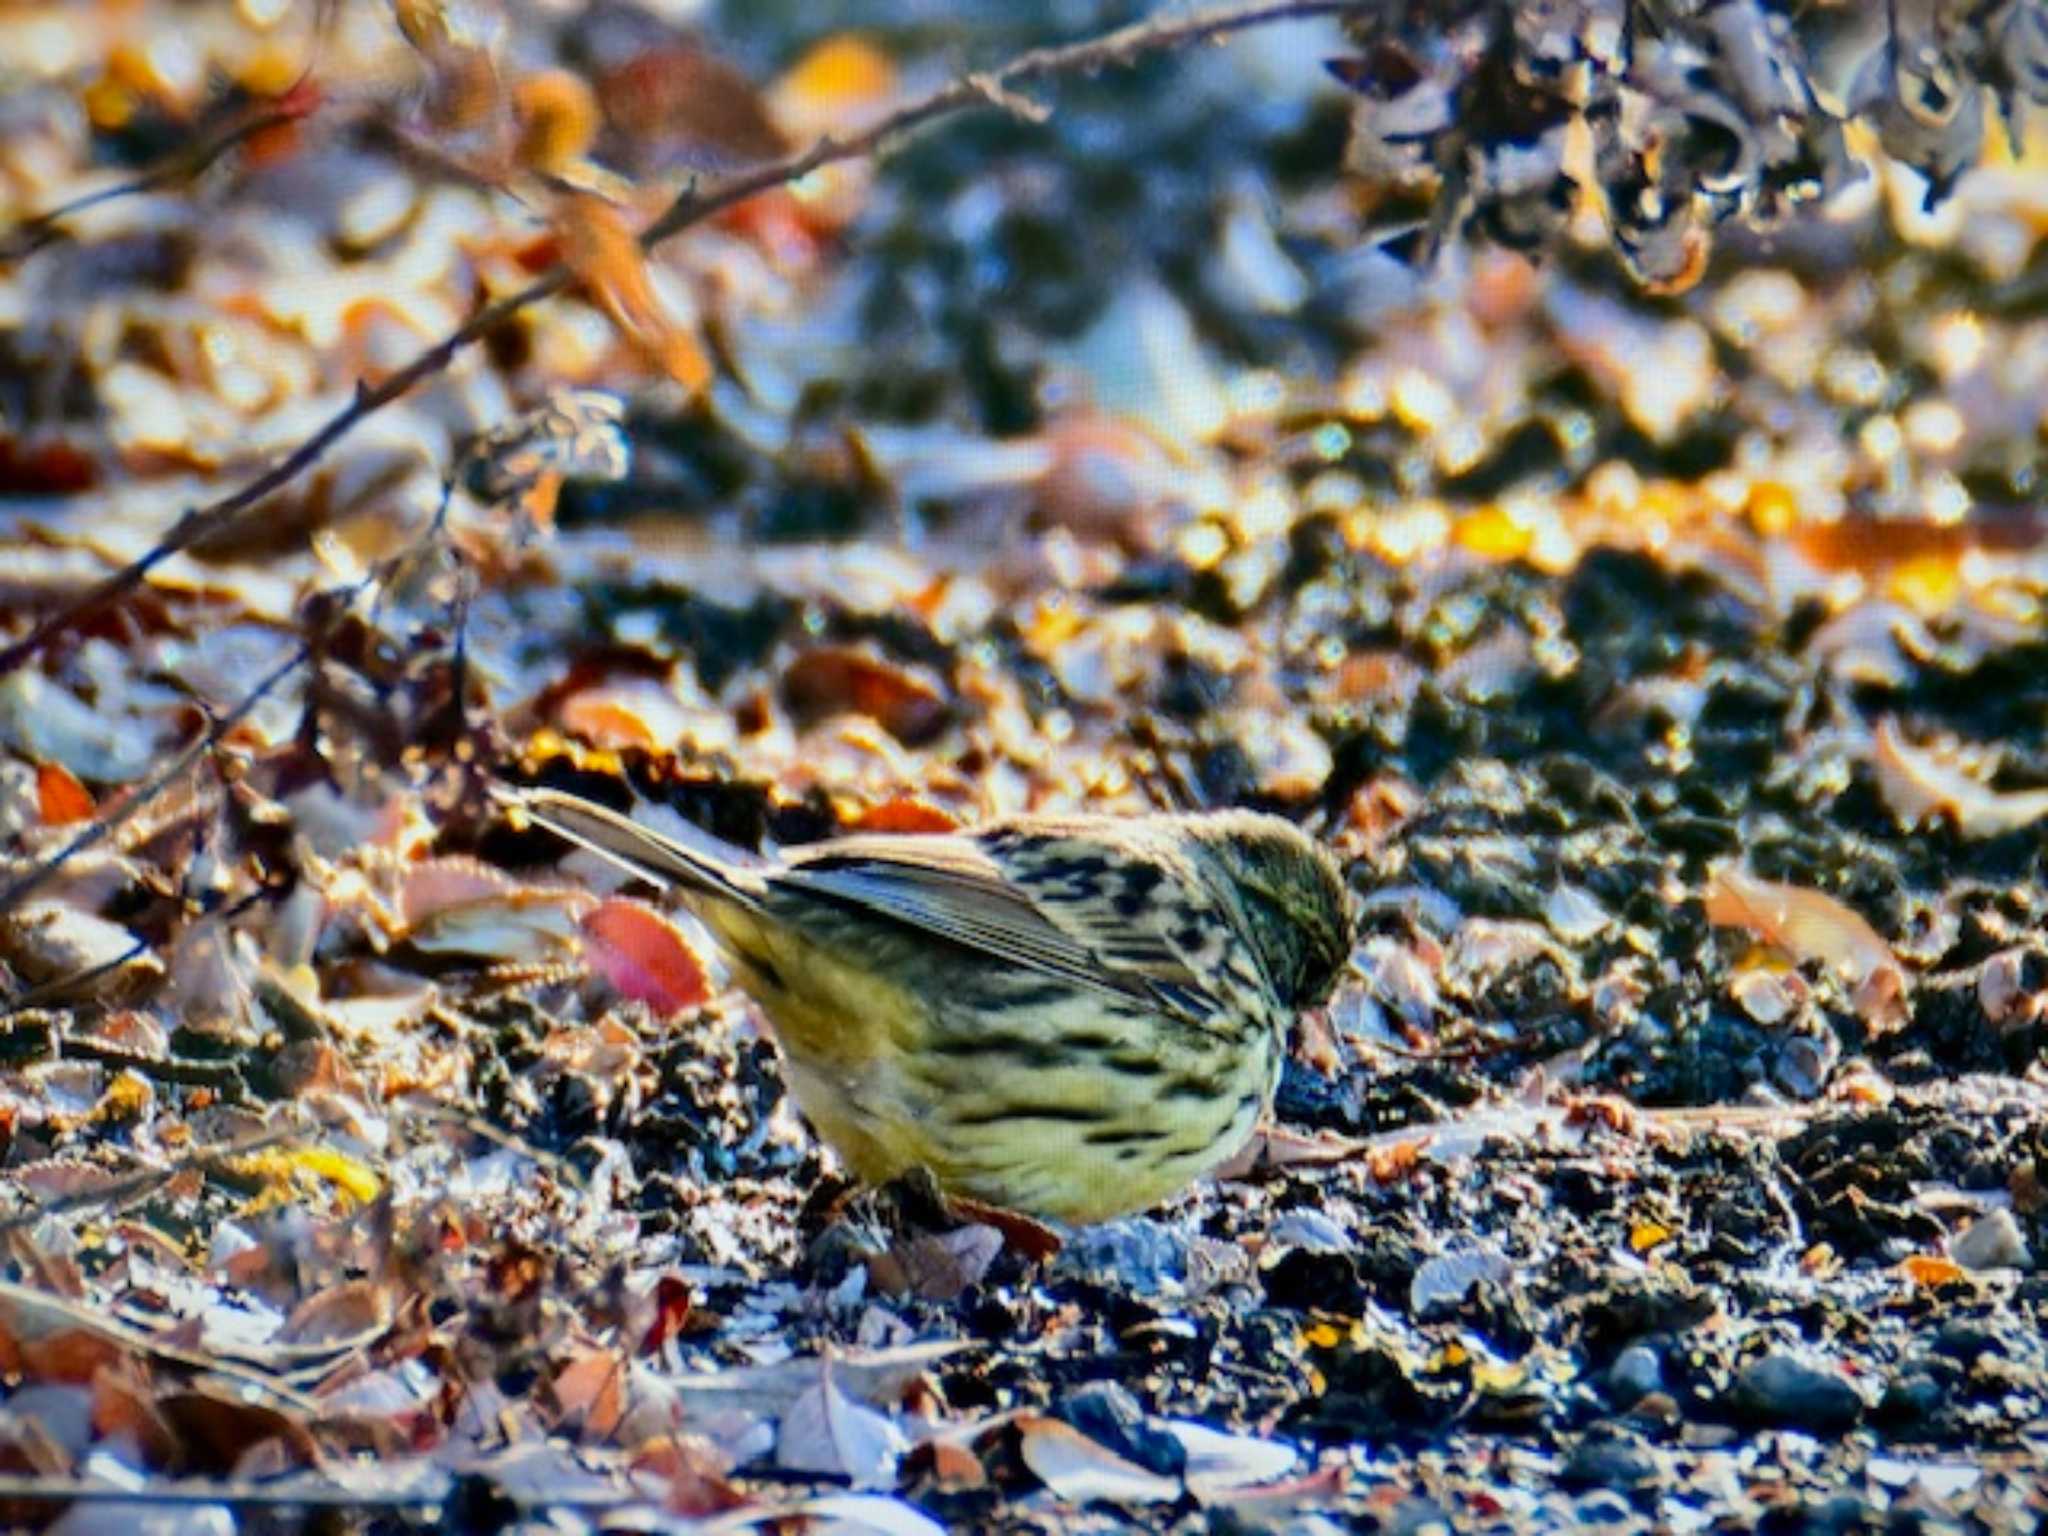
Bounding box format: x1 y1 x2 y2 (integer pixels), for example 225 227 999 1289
0 1116 308 1234
0 0 1366 681
0 641 311 913
0 97 323 262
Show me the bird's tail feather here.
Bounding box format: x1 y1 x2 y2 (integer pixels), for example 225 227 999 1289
493 784 766 907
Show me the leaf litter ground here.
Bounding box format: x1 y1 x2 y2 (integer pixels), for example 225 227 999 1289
0 1 2046 1531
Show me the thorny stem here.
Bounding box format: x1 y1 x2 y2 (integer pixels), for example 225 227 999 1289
0 0 1369 682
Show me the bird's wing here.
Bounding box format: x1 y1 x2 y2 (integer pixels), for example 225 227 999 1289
498 786 768 906
775 825 1232 1032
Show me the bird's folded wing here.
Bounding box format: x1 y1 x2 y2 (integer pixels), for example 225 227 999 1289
774 837 1223 1032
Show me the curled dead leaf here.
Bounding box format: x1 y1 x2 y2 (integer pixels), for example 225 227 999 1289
556 192 711 393
1703 866 1908 1034
1873 717 2048 838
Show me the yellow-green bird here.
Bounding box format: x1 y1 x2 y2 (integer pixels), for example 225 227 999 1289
498 785 1352 1225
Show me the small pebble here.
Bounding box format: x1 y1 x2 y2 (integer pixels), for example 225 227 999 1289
1606 1344 1663 1409
1732 1350 1866 1432
1949 1208 2033 1271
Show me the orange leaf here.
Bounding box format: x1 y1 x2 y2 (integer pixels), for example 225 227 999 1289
579 899 710 1016
849 797 959 834
36 762 94 825
1898 1253 1968 1289
782 646 950 745
557 193 711 393
513 69 600 174
555 694 663 752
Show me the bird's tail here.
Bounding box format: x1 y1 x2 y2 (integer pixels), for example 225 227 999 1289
492 784 767 909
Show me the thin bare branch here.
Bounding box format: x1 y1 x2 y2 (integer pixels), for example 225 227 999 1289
0 1115 307 1233
0 1275 321 1412
0 1475 641 1513
0 0 1366 680
0 95 327 263
0 641 310 913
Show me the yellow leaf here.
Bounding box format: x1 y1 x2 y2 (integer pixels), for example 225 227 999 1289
1628 1222 1674 1254
287 1145 383 1206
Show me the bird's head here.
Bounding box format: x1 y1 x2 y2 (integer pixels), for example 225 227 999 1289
1192 811 1354 1012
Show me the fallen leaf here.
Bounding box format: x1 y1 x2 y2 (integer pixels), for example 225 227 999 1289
776 1362 907 1490
629 1433 747 1517
0 902 158 994
398 857 590 960
550 1347 629 1440
578 898 710 1015
783 646 951 745
1873 717 2048 838
1017 1414 1180 1505
1703 865 1908 1033
869 1225 1003 1303
35 762 94 825
557 192 711 392
1165 1420 1297 1498
279 1280 391 1346
1897 1254 1968 1289
848 797 960 834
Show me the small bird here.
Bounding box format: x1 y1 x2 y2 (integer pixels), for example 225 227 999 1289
498 785 1353 1225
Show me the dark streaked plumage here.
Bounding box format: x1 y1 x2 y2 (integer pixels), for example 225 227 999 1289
498 784 1351 1224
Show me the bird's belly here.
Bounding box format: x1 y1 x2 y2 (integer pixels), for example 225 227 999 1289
708 902 1277 1224
904 1000 1276 1224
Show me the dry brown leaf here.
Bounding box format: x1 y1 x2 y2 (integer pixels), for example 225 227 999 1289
1704 866 1908 1034
279 1280 392 1347
782 646 951 745
557 192 711 393
1873 717 2048 838
550 1346 629 1439
599 43 789 167
156 1388 319 1476
867 1225 1003 1302
630 1432 748 1517
91 1361 181 1469
399 857 590 960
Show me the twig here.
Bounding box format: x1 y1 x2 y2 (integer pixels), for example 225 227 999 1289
0 1476 642 1513
0 0 1368 680
0 1116 306 1234
0 642 310 914
0 1277 320 1413
0 96 323 263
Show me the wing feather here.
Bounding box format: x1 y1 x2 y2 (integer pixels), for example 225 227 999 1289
773 821 1235 1033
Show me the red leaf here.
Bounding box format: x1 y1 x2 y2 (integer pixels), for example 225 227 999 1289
579 899 711 1015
